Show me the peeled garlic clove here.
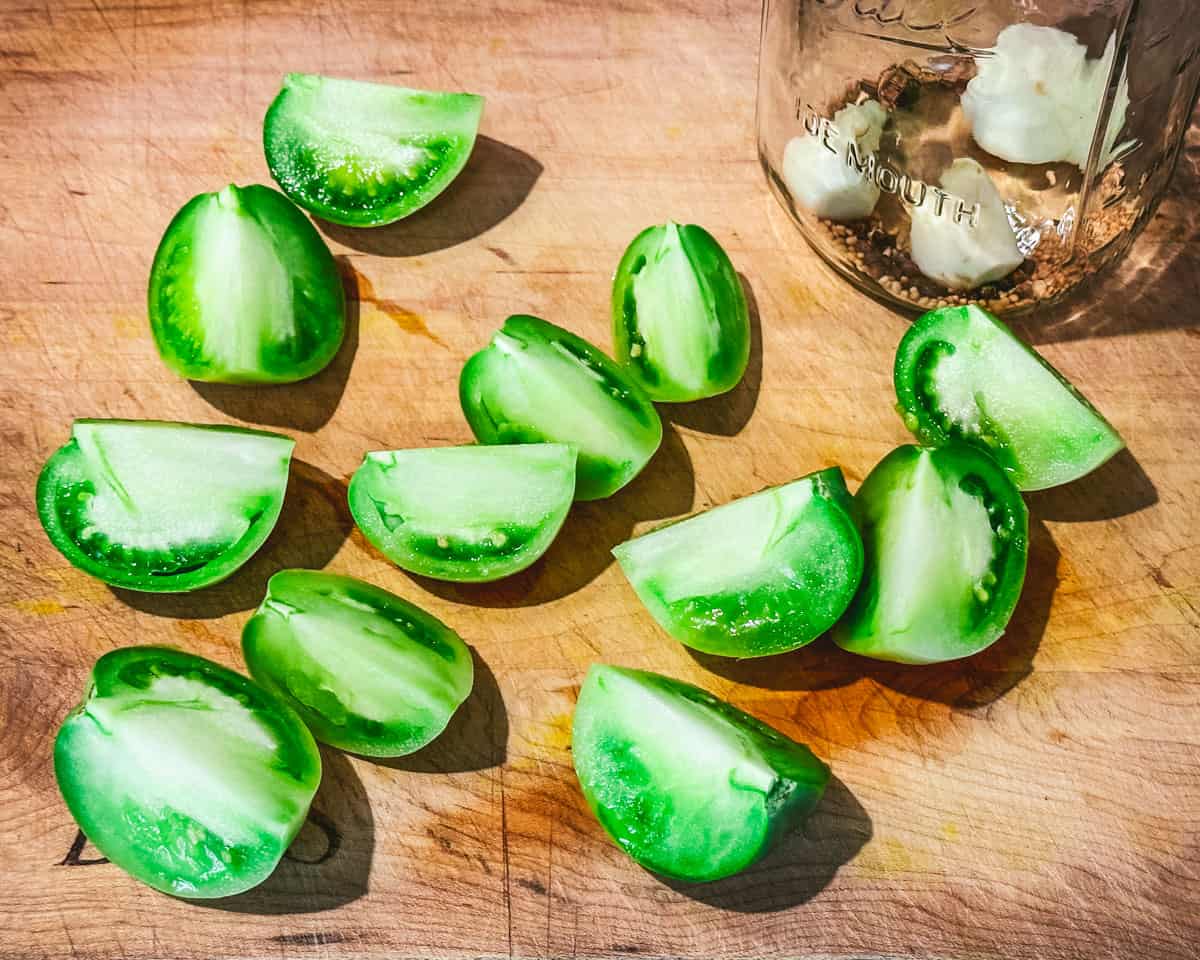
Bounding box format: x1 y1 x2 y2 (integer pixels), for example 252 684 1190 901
962 23 1129 170
781 100 888 221
910 158 1023 291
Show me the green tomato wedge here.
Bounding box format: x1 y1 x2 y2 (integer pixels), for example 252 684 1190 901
148 184 345 384
460 315 663 501
833 443 1028 665
347 443 576 582
572 664 830 883
895 305 1124 491
242 570 474 757
612 221 750 402
612 468 863 657
36 420 293 592
263 73 485 227
55 646 321 899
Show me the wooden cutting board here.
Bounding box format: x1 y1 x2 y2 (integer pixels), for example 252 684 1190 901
2 2 1197 958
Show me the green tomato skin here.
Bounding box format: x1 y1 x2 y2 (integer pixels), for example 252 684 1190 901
263 73 484 227
894 305 1124 491
54 646 321 899
36 419 294 593
459 315 663 501
572 664 829 883
148 184 345 384
612 222 750 402
242 570 474 757
833 443 1028 664
347 444 576 582
613 467 863 657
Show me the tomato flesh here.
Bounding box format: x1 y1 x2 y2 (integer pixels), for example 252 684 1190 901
611 222 750 402
264 73 484 227
36 420 293 592
149 184 345 384
348 443 576 582
54 646 320 898
894 305 1124 490
833 443 1028 664
459 315 662 501
572 664 829 883
613 468 863 657
243 570 474 757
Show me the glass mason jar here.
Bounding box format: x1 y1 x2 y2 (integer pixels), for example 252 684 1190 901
757 1 1200 315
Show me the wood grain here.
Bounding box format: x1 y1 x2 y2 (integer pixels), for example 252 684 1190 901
1 2 1198 958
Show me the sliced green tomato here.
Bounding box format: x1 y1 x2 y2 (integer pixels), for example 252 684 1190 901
895 305 1124 491
55 646 321 899
572 664 829 883
263 73 484 227
612 222 750 402
36 420 293 592
347 443 576 582
833 444 1028 664
242 570 474 757
148 184 345 384
459 315 663 501
613 468 863 657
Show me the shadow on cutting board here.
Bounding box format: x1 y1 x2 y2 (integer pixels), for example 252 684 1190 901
661 274 763 438
409 422 696 608
197 747 373 915
316 136 543 257
189 257 361 433
687 517 1060 711
367 647 508 773
659 774 871 913
110 460 353 619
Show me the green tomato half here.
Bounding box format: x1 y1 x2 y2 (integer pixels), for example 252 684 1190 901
894 305 1124 490
55 646 321 899
264 73 484 227
242 570 474 757
613 467 863 657
347 443 576 582
459 315 663 501
36 420 293 592
833 443 1029 664
148 184 345 384
572 664 829 883
612 221 750 402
